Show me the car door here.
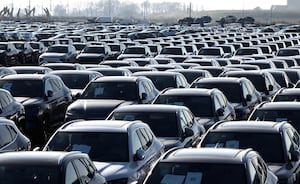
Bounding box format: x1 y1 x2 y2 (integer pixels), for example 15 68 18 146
131 127 161 183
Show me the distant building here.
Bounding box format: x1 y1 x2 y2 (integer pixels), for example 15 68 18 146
273 0 300 10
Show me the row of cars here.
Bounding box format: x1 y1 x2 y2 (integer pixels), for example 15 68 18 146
1 22 300 184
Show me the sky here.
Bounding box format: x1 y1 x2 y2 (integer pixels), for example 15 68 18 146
0 0 287 12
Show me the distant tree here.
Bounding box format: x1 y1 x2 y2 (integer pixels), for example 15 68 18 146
53 4 67 16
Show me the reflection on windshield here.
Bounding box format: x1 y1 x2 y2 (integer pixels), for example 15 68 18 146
0 80 43 97
47 132 129 162
146 162 246 184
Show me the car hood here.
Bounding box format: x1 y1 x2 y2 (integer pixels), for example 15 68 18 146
93 161 133 181
14 97 43 106
158 137 181 150
268 163 294 180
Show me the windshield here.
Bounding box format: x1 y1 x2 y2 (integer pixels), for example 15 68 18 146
273 95 300 102
146 162 246 184
160 48 182 55
0 44 7 50
83 47 105 54
47 132 129 162
0 165 59 184
47 46 68 53
249 109 300 131
236 49 258 55
124 47 145 54
201 132 284 163
194 83 242 103
81 81 137 100
199 48 221 56
145 75 176 91
111 112 179 137
57 74 90 89
154 95 213 117
0 79 43 97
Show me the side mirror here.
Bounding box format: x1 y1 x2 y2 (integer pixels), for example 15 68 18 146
140 92 147 100
134 148 145 161
47 90 53 97
268 85 274 91
184 127 194 138
290 150 300 162
216 108 224 116
246 94 252 101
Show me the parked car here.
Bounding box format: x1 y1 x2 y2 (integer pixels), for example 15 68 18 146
76 45 112 64
152 88 236 129
11 41 35 65
197 47 225 58
199 120 300 184
0 42 19 66
221 70 281 101
191 77 262 119
144 148 278 184
50 70 102 99
272 88 300 102
9 66 53 74
132 71 190 91
38 44 78 64
0 151 106 184
0 74 72 146
107 104 205 150
65 76 159 121
87 67 132 76
117 45 152 60
248 101 300 132
0 117 30 151
167 69 213 84
41 63 86 70
0 88 25 126
43 120 164 184
155 46 190 63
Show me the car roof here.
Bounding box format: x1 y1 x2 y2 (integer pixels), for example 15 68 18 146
0 151 85 165
133 71 181 76
161 88 215 96
162 148 252 164
258 101 300 110
1 74 49 80
277 88 300 95
112 104 189 113
60 120 142 132
194 77 243 83
209 120 284 133
92 76 141 82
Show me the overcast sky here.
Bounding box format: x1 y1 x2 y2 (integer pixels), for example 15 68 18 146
1 0 287 11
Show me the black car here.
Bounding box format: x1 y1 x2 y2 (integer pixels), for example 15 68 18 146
50 70 102 99
199 120 300 184
152 88 236 129
76 45 112 64
132 71 190 91
65 76 159 121
191 77 262 119
0 117 31 151
272 88 300 102
0 74 73 146
144 148 278 184
107 104 205 150
0 42 19 66
0 88 25 126
11 41 35 65
0 151 106 184
9 66 53 74
248 102 300 132
221 70 281 101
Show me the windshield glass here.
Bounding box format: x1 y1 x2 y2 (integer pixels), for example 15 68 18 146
83 47 105 54
145 75 175 91
47 132 129 162
112 112 179 137
47 46 68 53
154 95 213 117
57 74 89 89
124 47 145 54
146 162 246 184
160 48 182 55
81 81 137 100
201 132 284 163
0 165 59 184
0 79 43 97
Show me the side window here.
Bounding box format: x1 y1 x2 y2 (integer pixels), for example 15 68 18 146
49 79 61 93
183 110 194 127
0 125 13 148
286 128 300 151
249 157 263 184
136 129 150 150
73 159 92 183
0 92 8 109
7 125 17 140
179 111 188 132
214 96 222 111
242 83 250 99
45 79 54 94
65 162 78 184
138 81 147 97
132 131 143 154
